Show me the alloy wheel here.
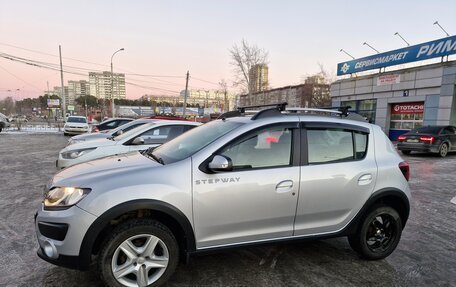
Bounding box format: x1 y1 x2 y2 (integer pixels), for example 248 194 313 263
440 144 448 157
111 234 169 287
365 214 396 253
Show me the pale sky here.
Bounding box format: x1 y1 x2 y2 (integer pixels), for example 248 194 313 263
1 0 455 100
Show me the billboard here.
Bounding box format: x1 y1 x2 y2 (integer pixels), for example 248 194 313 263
47 99 60 107
338 35 456 76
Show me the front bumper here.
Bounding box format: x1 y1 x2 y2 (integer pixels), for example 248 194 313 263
35 203 97 269
64 127 89 135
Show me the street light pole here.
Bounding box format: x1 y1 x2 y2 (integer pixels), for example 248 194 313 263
394 32 410 46
111 48 124 117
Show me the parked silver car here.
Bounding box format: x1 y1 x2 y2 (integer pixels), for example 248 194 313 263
35 104 411 287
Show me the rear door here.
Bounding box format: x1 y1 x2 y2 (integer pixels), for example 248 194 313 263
294 122 377 236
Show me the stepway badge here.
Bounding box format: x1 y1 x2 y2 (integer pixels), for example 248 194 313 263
337 35 456 75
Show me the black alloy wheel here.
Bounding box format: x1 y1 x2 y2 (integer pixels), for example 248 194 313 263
348 205 402 260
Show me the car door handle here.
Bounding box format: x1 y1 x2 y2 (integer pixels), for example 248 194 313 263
276 180 293 193
358 174 373 186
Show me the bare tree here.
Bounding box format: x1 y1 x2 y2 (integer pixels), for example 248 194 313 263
229 39 269 95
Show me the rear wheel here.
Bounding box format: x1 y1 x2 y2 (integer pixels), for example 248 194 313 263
439 143 448 157
348 206 402 260
98 219 179 287
401 150 411 155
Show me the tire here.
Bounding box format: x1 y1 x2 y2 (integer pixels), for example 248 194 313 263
348 205 402 260
438 143 448 157
401 150 411 155
63 132 69 136
98 219 179 287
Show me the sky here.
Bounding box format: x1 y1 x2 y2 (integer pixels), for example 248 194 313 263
1 0 455 100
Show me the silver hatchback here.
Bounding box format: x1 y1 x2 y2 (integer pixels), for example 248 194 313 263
35 104 411 287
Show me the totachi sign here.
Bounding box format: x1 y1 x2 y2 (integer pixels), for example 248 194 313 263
391 102 424 114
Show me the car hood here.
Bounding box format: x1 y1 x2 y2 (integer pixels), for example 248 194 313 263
71 132 110 141
61 138 116 152
51 152 161 187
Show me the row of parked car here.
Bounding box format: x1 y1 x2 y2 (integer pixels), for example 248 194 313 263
59 117 200 168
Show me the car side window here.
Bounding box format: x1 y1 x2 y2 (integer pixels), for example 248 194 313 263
106 120 118 128
307 129 368 164
442 127 455 135
218 127 293 170
139 125 185 144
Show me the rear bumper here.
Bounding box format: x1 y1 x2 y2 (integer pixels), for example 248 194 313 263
397 142 439 153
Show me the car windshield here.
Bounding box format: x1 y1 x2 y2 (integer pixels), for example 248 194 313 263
151 120 244 164
67 117 86 123
410 126 442 134
113 122 156 141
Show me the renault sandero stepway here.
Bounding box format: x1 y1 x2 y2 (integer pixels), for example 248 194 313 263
35 104 411 287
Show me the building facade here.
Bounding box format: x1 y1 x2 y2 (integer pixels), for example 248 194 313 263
89 71 126 100
249 64 269 93
331 61 456 140
68 80 90 106
239 82 330 108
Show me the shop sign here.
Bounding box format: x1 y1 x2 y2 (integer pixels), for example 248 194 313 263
391 102 424 114
377 74 400 86
337 35 456 75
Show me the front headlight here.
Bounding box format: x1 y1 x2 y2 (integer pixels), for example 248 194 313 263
61 148 96 159
67 139 84 146
44 187 91 209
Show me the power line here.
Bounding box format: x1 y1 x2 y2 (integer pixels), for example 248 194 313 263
191 76 219 86
0 64 43 91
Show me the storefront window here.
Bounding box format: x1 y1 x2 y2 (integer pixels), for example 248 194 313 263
389 102 424 140
341 99 377 123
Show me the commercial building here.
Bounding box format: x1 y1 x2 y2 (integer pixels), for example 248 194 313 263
249 64 269 93
89 71 126 101
332 35 456 140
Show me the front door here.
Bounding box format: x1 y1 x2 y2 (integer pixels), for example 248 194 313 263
192 124 300 248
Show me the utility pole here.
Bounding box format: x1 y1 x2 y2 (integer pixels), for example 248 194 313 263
59 45 66 118
182 71 189 117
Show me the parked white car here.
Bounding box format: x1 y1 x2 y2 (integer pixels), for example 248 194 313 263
63 116 89 136
67 118 156 145
57 120 200 168
0 112 11 133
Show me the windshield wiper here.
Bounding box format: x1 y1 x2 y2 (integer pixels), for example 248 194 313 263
141 148 164 165
107 136 115 141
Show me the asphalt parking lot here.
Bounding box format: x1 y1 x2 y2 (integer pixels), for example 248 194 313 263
0 133 455 287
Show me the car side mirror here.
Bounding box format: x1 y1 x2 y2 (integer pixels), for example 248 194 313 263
114 130 123 136
132 137 145 145
208 155 233 172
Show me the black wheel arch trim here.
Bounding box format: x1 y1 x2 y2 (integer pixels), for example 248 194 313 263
77 199 196 270
342 187 410 235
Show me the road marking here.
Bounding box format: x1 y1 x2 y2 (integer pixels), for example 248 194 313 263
451 196 456 205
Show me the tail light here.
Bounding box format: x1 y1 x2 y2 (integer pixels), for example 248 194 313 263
398 135 406 141
399 161 410 181
93 127 99 132
420 136 434 144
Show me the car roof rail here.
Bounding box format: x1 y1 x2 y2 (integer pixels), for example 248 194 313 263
218 102 288 120
287 106 368 122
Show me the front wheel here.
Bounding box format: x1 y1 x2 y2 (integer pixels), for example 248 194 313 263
348 206 402 260
439 143 448 157
98 219 179 287
401 150 411 155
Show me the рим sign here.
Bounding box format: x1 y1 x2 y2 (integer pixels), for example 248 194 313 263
338 35 456 75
